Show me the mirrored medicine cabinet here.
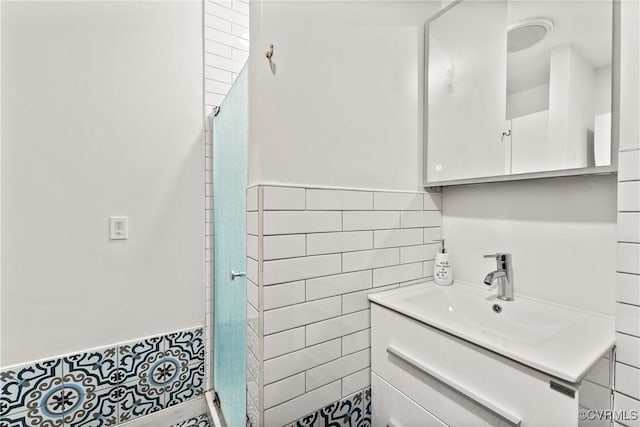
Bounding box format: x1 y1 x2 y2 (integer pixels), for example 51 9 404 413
424 0 620 187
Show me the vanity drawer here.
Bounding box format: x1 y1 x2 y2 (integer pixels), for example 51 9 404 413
371 304 579 427
372 372 446 427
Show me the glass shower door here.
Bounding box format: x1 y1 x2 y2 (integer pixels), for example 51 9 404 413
213 69 248 427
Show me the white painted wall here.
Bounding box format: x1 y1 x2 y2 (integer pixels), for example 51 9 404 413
248 0 442 192
442 175 617 315
1 1 204 366
248 0 619 317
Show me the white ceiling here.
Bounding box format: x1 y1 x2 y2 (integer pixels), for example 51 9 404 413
507 0 613 95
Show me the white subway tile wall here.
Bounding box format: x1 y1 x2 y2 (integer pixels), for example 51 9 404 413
264 339 342 385
263 186 306 210
246 185 261 427
264 327 305 360
615 144 640 420
264 234 306 260
614 4 639 420
263 211 343 235
304 349 370 391
342 368 371 396
263 296 342 335
306 231 373 255
618 213 640 243
306 189 374 211
204 0 249 395
249 185 441 425
617 363 640 401
306 271 372 301
264 381 341 427
263 281 305 310
204 0 249 113
616 393 640 427
263 373 306 410
205 114 214 391
617 332 640 369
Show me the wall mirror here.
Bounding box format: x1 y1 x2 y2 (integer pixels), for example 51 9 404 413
424 0 619 186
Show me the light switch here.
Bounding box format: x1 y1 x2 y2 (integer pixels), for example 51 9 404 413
110 216 129 240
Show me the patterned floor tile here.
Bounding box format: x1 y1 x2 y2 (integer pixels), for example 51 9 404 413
165 362 205 408
164 328 205 367
170 413 210 427
0 359 64 419
117 336 164 385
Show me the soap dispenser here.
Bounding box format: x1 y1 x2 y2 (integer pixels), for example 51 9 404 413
433 239 453 286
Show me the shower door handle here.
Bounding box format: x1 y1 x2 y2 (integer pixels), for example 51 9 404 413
230 271 246 281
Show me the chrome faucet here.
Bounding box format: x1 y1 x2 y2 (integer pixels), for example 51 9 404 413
483 253 514 301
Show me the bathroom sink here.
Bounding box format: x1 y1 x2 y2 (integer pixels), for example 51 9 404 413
368 281 614 383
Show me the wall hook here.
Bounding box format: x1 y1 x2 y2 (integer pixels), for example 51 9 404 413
265 44 274 59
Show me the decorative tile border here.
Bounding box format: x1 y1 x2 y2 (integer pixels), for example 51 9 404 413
0 327 205 427
0 358 64 420
171 413 210 427
286 388 371 427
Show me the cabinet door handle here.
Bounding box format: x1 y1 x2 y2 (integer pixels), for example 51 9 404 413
387 346 521 426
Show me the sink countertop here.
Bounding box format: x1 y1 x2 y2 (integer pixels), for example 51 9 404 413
368 281 615 384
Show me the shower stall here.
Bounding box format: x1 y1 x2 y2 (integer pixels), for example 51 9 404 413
209 67 248 427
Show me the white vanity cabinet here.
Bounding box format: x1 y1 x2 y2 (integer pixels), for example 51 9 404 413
371 304 581 427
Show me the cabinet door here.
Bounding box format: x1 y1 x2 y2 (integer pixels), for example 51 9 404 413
426 0 508 183
371 305 580 427
372 373 446 427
